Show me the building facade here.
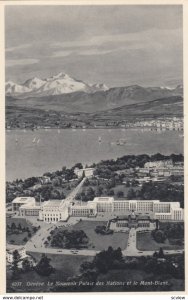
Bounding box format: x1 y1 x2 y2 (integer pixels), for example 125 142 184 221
12 197 36 212
144 160 173 169
19 204 41 217
39 200 69 222
74 167 95 178
13 196 184 223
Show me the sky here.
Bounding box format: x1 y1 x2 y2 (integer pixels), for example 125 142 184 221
5 5 183 88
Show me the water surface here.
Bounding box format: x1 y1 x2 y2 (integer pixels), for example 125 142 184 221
6 129 183 181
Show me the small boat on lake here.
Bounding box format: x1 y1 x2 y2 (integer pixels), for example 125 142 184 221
116 138 126 146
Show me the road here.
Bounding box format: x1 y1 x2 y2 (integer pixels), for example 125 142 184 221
23 226 183 257
122 228 184 257
63 177 86 205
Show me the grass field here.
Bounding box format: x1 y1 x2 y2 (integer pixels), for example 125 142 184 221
6 218 34 245
6 232 30 245
7 217 33 228
69 220 128 251
113 184 140 198
136 232 184 251
7 253 92 293
80 182 140 199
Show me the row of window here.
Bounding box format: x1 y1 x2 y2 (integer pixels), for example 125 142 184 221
44 217 59 222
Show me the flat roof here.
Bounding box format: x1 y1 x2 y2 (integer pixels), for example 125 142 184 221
75 167 94 171
94 197 114 202
42 200 62 207
12 197 35 204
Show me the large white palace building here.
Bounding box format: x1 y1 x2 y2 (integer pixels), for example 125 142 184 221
12 196 184 223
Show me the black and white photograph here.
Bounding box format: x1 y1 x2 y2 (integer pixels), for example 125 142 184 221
4 3 185 293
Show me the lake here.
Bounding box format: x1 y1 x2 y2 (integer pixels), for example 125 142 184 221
6 128 183 181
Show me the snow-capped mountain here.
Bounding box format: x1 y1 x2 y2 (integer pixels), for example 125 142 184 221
23 77 46 90
88 82 109 92
5 72 109 97
5 81 31 94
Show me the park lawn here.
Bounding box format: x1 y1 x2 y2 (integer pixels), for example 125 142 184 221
136 232 184 251
113 184 140 198
6 232 29 245
159 221 184 229
69 220 128 251
81 183 140 199
7 253 92 293
6 217 33 228
6 217 35 245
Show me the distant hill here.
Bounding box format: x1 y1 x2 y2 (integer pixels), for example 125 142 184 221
6 83 183 114
6 96 183 130
93 96 183 119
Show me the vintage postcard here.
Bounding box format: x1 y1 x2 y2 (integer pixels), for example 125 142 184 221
1 0 187 295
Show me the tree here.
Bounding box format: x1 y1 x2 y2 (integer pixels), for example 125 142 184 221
28 232 32 238
80 261 94 273
83 178 90 186
107 189 114 196
35 254 55 276
93 247 123 274
158 247 165 258
33 226 38 233
23 177 39 189
18 223 22 231
153 251 158 258
156 219 159 230
22 258 31 272
11 250 21 279
73 163 83 170
153 230 166 243
75 193 81 200
50 189 61 199
127 188 136 199
117 190 124 198
11 222 16 230
85 187 95 201
126 181 130 187
95 187 103 197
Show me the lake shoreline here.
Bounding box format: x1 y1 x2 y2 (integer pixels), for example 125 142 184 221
6 129 183 181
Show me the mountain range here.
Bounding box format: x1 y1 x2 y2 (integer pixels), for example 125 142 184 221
5 72 108 97
6 72 183 115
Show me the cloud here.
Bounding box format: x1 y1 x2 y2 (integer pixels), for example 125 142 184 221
53 48 114 58
6 58 39 67
6 43 32 53
52 28 180 49
52 50 73 58
51 28 182 58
